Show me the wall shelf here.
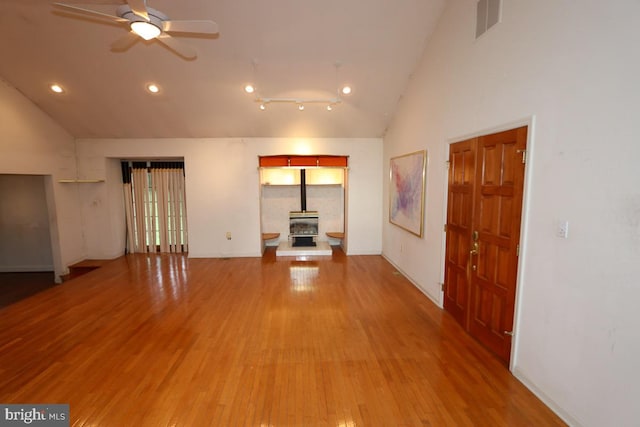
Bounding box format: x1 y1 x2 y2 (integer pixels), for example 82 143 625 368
58 179 105 183
261 183 342 187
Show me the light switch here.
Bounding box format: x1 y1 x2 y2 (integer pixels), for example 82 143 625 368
556 220 569 239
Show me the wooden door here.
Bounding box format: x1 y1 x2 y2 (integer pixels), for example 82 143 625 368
443 138 476 326
444 126 527 365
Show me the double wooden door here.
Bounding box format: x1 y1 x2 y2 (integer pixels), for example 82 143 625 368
443 126 527 365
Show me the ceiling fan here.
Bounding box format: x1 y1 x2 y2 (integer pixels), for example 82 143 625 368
53 0 219 59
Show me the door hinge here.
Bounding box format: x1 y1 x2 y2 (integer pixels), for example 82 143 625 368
516 244 520 257
444 224 448 232
441 282 446 291
445 160 451 169
516 149 527 164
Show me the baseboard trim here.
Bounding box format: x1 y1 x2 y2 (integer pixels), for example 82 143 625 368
380 255 579 425
0 265 54 273
381 254 441 307
188 251 263 258
512 367 582 426
345 250 382 256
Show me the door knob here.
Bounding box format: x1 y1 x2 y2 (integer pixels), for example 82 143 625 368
469 241 479 256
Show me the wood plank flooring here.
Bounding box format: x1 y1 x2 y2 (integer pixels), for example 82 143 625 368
0 249 565 426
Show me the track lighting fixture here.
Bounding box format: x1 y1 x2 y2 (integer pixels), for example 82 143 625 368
249 96 343 111
243 62 352 111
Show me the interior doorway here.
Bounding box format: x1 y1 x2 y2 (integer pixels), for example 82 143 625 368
443 126 528 365
0 174 54 273
0 174 58 306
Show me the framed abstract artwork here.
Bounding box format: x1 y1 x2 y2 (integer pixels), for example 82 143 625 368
389 150 426 237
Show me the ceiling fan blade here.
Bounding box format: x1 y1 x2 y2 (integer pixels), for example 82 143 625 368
111 32 139 52
53 3 128 23
162 20 219 35
126 0 149 20
156 34 198 60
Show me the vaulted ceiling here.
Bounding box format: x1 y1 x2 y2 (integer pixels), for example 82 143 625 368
0 0 445 139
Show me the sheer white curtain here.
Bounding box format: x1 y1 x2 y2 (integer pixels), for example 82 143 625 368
151 167 189 253
122 181 136 254
123 163 189 253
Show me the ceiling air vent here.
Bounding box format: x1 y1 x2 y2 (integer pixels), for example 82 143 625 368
476 0 501 38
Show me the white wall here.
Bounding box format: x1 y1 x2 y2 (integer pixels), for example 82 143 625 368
76 137 382 258
0 78 84 279
77 158 126 259
382 1 640 426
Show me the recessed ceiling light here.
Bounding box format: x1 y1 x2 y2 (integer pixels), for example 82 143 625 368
341 85 352 95
147 83 160 93
244 84 255 94
298 104 305 111
50 84 64 94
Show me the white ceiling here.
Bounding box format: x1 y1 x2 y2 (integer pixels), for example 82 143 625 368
0 0 446 139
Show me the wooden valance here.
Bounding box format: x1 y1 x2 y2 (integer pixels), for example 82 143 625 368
259 155 348 168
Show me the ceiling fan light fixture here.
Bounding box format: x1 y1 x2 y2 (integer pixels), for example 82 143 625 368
131 21 161 40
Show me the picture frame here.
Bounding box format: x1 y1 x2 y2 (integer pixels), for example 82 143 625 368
389 150 427 237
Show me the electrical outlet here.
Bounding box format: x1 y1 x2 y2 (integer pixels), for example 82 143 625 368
226 232 232 240
556 220 569 239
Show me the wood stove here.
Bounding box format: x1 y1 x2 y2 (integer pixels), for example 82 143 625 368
289 211 319 247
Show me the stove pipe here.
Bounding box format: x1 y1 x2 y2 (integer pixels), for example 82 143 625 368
300 169 307 211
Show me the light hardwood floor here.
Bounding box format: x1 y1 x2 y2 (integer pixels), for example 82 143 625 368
0 248 565 426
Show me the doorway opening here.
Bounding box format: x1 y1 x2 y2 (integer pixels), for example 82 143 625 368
0 174 58 306
258 155 348 255
120 160 189 254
